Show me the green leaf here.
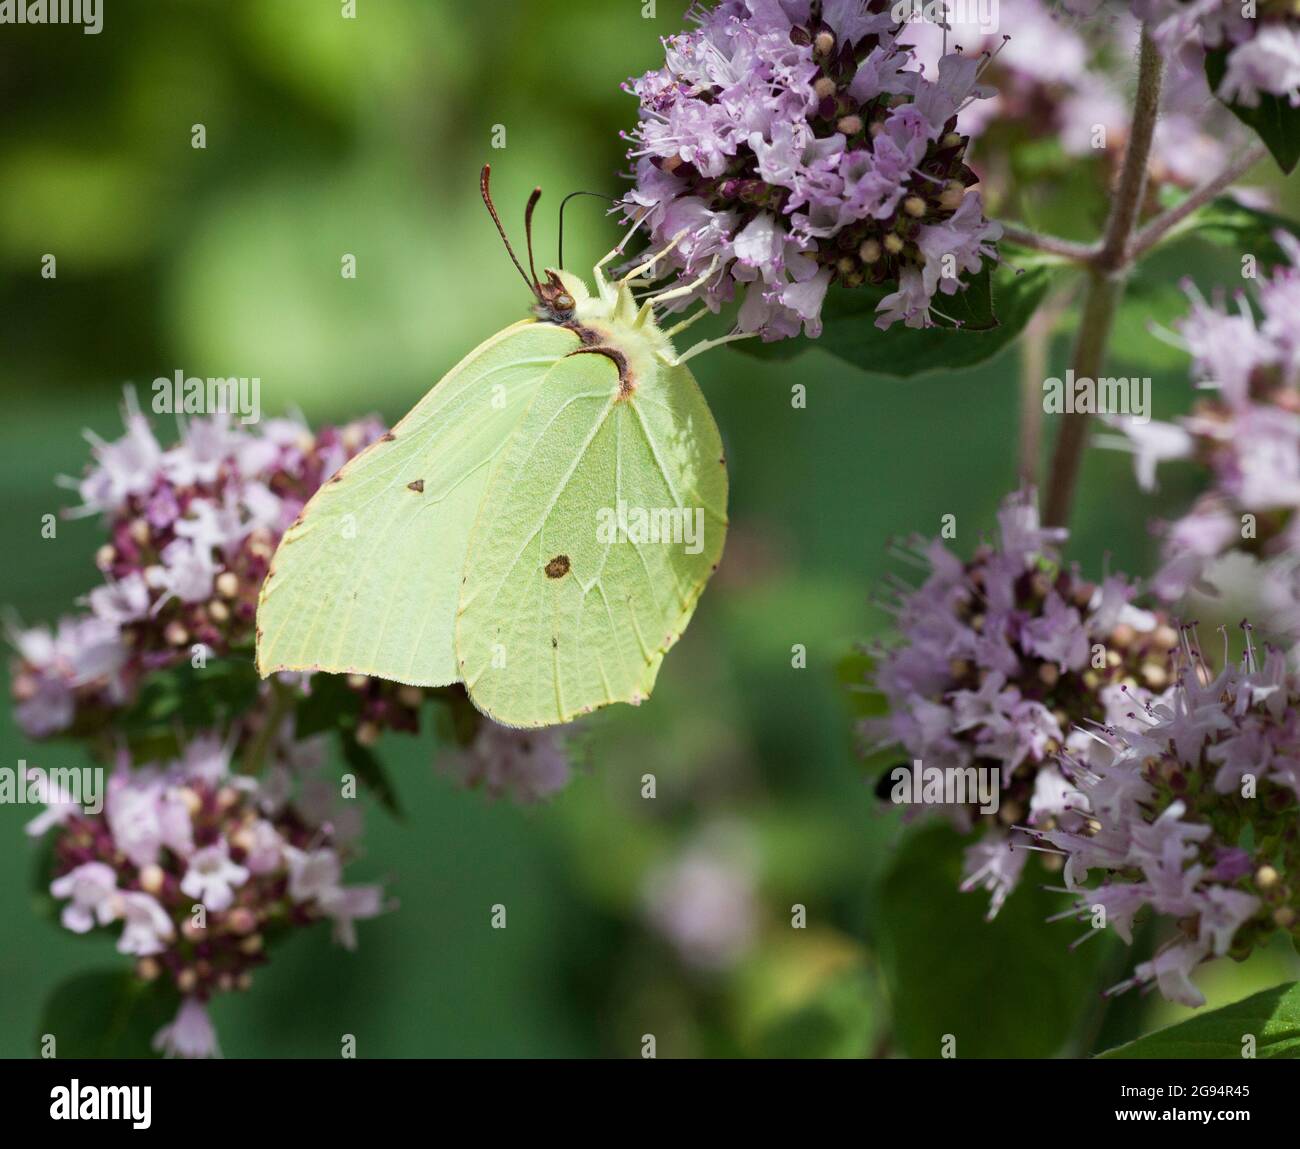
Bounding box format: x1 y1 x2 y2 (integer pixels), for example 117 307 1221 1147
836 650 886 722
835 648 900 779
734 251 1062 378
1177 195 1300 267
427 688 483 749
751 967 879 1059
30 833 61 928
339 728 404 820
1098 982 1300 1059
37 970 179 1059
1206 48 1300 174
119 654 261 750
876 825 1113 1058
295 672 363 738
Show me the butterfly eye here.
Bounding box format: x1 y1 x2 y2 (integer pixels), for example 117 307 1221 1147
554 292 575 312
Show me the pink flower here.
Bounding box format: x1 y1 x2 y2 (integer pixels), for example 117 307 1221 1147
152 997 221 1059
444 724 574 804
319 885 388 951
50 862 119 933
87 572 151 626
105 771 194 869
283 845 343 903
180 839 249 912
960 835 1029 920
117 891 175 956
1134 0 1300 108
68 391 162 516
232 818 284 875
282 845 389 949
1107 238 1300 602
1218 23 1300 108
643 825 758 970
7 615 126 737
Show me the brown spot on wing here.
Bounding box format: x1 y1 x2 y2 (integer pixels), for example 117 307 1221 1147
545 554 571 579
407 479 425 493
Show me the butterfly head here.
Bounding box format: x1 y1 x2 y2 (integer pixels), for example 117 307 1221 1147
481 164 588 325
533 269 577 324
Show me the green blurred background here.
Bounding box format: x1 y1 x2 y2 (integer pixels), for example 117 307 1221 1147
2 0 1298 1058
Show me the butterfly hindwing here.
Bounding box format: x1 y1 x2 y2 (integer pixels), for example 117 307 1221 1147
455 349 728 726
256 320 580 685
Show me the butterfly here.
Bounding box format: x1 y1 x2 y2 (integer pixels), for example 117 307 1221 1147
255 166 731 728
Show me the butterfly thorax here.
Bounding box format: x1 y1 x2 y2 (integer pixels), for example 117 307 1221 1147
543 267 677 401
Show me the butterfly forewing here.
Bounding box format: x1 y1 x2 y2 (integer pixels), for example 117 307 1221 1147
455 351 727 726
256 320 580 686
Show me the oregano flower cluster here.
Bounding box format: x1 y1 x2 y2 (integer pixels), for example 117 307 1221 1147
37 732 387 1057
9 400 574 1056
7 394 422 741
620 0 1002 339
1030 631 1300 1007
1131 0 1300 108
861 225 1300 1007
861 491 1175 915
904 0 1246 196
1105 231 1300 602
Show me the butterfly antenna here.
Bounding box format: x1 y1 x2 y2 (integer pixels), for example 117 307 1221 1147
480 164 538 298
558 190 617 269
523 186 543 291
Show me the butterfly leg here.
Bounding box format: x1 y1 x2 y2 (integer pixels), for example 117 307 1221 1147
661 329 758 367
592 210 650 302
633 256 719 328
662 306 712 338
617 228 689 287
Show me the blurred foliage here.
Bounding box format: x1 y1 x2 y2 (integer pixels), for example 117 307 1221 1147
38 970 181 1059
3 0 1300 1058
875 826 1116 1058
1100 981 1300 1059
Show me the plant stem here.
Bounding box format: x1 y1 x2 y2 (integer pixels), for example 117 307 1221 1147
1096 32 1165 274
1125 141 1268 264
1018 304 1050 486
1000 140 1267 272
240 677 295 776
1043 29 1164 529
999 224 1097 263
1042 270 1125 527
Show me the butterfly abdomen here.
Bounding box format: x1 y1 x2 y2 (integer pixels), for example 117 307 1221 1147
568 345 635 400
